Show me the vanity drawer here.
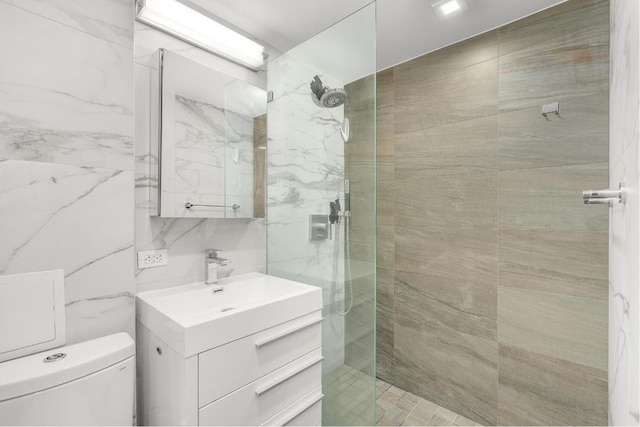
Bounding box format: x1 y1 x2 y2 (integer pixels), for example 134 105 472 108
198 349 323 426
198 311 322 407
261 386 323 426
284 400 321 426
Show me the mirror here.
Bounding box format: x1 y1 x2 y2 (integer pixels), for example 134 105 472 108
152 49 266 218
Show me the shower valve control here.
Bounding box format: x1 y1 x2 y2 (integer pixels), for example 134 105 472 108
309 214 329 241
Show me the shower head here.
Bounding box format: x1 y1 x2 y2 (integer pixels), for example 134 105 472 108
310 75 347 108
321 89 348 108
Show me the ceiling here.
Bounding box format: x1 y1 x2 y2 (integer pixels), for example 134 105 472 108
183 0 568 73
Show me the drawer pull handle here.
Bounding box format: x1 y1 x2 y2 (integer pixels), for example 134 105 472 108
255 355 324 397
279 392 324 426
255 317 324 349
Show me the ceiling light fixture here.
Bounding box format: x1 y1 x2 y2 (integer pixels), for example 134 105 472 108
136 0 265 70
431 0 469 19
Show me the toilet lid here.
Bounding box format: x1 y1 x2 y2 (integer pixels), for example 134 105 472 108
0 333 134 402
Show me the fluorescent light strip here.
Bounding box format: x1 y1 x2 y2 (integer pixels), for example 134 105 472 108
137 0 265 70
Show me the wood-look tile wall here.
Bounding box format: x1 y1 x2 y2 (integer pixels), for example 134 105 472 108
349 0 609 424
495 2 609 424
344 75 377 376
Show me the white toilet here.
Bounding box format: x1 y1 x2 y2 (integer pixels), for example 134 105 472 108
0 333 135 426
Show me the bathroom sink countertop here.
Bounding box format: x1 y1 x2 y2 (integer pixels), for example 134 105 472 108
136 272 322 357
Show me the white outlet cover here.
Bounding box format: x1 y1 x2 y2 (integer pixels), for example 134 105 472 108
137 249 168 269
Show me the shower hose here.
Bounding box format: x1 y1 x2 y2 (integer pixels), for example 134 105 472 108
331 214 354 316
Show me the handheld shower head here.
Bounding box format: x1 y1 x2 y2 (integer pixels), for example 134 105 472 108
310 75 347 108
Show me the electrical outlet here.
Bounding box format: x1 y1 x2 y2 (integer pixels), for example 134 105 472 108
137 249 168 269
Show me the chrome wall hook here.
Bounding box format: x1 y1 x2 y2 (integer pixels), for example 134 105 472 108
542 102 560 117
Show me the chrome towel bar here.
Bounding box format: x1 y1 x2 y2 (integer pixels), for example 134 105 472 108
583 183 627 205
185 202 240 210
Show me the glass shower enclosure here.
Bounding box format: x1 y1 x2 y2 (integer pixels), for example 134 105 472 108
265 4 377 425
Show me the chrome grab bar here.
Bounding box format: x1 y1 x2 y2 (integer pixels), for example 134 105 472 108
185 202 240 210
583 183 627 205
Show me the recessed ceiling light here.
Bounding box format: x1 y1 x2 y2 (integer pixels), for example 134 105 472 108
135 0 265 70
431 0 469 19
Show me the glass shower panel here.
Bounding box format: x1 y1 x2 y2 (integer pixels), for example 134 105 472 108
266 4 376 426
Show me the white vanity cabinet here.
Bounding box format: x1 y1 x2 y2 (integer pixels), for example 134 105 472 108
136 273 324 426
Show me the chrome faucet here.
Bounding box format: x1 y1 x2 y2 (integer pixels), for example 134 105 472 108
205 249 230 285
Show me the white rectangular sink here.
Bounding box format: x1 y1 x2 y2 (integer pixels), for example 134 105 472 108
136 273 322 357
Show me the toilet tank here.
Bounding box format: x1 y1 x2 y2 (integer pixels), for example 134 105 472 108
0 333 135 426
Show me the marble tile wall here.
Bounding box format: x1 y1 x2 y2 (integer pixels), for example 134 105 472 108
0 0 268 350
266 53 347 373
134 22 266 294
355 0 610 425
265 6 377 404
608 0 640 425
0 0 135 344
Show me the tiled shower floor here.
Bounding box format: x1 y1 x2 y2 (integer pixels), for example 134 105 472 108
324 364 481 426
376 378 480 426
